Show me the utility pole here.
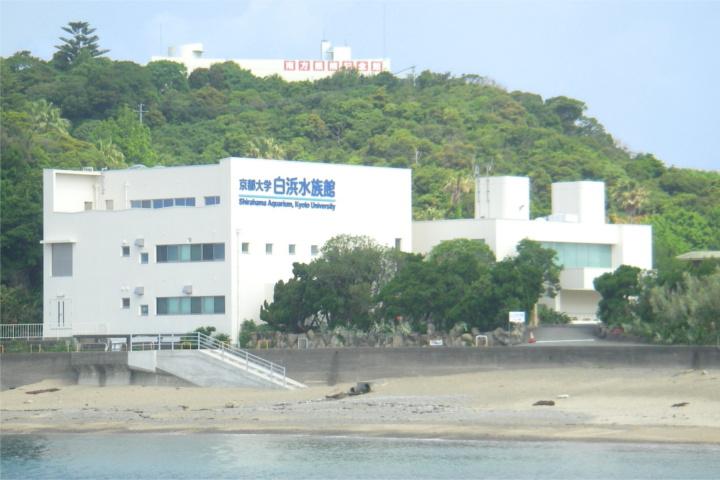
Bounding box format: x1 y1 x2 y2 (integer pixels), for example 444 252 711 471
134 103 147 124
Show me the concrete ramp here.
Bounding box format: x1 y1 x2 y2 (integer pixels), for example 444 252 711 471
128 350 304 389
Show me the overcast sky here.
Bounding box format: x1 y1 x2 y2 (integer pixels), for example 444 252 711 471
1 0 718 171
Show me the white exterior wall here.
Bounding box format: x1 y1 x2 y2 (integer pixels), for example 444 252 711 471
43 159 411 341
551 181 605 224
475 176 529 221
228 158 411 337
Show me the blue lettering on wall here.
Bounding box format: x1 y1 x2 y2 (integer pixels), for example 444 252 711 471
238 175 337 212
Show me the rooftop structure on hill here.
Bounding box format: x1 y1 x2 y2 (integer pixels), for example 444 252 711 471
150 41 391 81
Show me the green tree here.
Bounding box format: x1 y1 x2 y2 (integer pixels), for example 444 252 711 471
645 271 720 344
146 60 188 93
53 21 108 69
261 235 396 332
594 265 642 325
487 239 561 326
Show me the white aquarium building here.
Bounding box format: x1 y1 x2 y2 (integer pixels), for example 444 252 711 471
413 176 653 322
42 158 411 339
150 41 391 81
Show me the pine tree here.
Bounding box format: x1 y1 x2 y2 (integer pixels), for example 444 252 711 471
53 21 109 69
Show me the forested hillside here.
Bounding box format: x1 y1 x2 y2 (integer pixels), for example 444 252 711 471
2 26 719 323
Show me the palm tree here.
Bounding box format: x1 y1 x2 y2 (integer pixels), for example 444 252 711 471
612 180 649 218
96 140 126 169
247 137 286 159
443 172 474 218
24 100 70 161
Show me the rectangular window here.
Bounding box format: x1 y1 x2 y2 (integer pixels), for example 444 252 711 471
242 242 249 254
140 252 149 264
122 246 130 257
214 296 225 314
122 298 130 309
174 198 186 207
141 200 151 209
156 243 226 263
167 297 180 315
156 298 168 315
105 199 114 210
140 304 149 316
185 197 196 207
266 243 273 255
153 199 164 209
311 245 319 256
288 244 296 255
541 242 612 269
166 245 178 262
179 297 191 314
156 296 226 315
130 200 141 209
204 196 220 206
202 296 215 314
191 297 202 314
84 201 93 211
163 198 174 208
395 238 402 250
51 243 73 277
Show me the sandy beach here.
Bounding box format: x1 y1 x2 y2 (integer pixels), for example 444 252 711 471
1 367 719 443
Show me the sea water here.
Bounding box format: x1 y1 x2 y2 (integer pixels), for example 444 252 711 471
1 434 719 479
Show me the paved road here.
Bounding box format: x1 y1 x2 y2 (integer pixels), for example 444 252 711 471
522 324 642 347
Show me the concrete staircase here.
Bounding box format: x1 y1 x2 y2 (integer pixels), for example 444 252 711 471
128 333 306 389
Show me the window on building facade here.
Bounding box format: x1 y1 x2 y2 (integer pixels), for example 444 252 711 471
51 243 73 277
84 201 93 211
140 252 149 264
140 304 149 316
122 298 130 309
122 246 130 257
105 199 114 210
395 238 402 250
156 296 225 315
130 198 196 209
242 242 249 254
288 244 296 255
541 242 612 269
266 243 273 255
156 243 225 263
204 196 220 206
311 245 319 256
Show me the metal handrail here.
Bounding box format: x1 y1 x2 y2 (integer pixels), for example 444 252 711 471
0 323 44 340
129 332 287 385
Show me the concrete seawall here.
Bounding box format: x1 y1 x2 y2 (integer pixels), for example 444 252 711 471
248 346 720 385
2 346 719 389
0 352 186 389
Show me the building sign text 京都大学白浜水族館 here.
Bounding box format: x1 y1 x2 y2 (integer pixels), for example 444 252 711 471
238 176 336 211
